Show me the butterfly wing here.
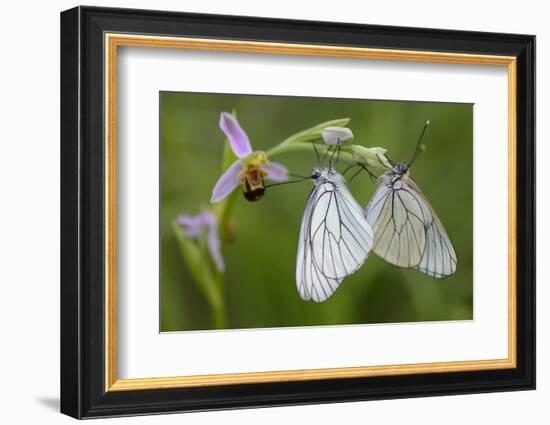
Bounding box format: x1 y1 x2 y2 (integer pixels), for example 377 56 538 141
296 175 373 303
296 183 343 302
366 174 457 277
365 175 427 268
405 177 458 278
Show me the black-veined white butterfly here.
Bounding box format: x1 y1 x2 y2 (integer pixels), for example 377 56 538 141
365 121 457 278
296 166 374 302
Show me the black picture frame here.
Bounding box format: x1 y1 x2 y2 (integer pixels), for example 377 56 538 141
61 5 535 419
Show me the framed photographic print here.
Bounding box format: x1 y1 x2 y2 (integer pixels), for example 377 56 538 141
60 6 535 419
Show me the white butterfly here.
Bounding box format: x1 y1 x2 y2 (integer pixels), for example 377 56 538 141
296 167 374 302
365 162 457 278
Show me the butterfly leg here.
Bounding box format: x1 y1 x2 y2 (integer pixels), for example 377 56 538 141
350 163 378 183
322 145 333 166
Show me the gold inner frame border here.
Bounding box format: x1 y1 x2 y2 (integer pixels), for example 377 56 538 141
104 33 517 392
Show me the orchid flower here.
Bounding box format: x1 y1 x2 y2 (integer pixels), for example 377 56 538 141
211 112 289 203
178 211 225 272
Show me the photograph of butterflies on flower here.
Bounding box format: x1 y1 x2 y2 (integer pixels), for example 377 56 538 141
161 92 472 332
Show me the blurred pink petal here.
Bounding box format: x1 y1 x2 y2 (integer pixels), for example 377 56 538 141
262 161 289 182
207 222 225 272
178 211 225 272
219 112 253 158
211 159 242 203
178 214 209 238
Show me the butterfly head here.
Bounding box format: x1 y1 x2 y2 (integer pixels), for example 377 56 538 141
393 163 409 176
311 167 343 186
311 167 323 180
311 167 334 180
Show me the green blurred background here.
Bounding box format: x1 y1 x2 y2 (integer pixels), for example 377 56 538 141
160 91 473 332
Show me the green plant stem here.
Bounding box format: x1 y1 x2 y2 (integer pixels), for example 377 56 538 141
173 220 226 329
265 117 350 156
212 272 226 328
267 141 355 164
202 113 241 329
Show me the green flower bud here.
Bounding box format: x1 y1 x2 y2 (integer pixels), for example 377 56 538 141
350 145 392 170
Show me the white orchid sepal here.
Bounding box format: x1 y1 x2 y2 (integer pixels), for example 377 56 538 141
321 126 354 145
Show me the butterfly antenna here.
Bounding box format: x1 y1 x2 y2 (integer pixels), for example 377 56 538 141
289 172 310 179
329 142 340 168
322 145 332 166
408 120 430 167
264 176 310 189
312 142 321 167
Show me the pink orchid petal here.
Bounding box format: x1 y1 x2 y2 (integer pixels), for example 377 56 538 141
177 214 204 238
177 211 225 272
207 223 225 272
177 214 200 227
262 161 289 182
219 112 253 158
211 159 242 203
178 213 213 238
